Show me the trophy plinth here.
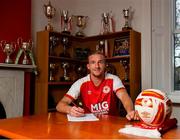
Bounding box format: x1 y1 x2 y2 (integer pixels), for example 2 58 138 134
0 41 16 64
122 8 132 31
73 15 88 37
61 10 72 34
60 62 71 82
44 1 56 31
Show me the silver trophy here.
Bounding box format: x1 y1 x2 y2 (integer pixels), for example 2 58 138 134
49 35 60 56
60 62 70 81
73 15 88 37
43 1 56 31
21 42 33 64
61 10 72 34
122 8 132 31
49 63 59 81
0 40 16 64
60 36 70 57
100 12 114 34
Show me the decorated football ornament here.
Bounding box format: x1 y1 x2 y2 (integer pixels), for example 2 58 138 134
135 89 172 126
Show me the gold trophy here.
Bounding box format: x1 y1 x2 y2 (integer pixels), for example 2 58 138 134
122 8 132 31
0 40 16 64
43 1 56 31
61 10 72 34
73 15 88 37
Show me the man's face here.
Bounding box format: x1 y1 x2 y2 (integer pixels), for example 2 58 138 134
87 54 106 77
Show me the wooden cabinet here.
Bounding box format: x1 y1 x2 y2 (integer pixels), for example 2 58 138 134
35 30 141 115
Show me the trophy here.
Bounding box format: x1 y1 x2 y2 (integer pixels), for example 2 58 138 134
49 35 60 56
120 59 129 82
74 64 87 78
0 40 16 64
60 62 71 81
59 36 70 57
61 10 72 34
100 12 115 35
43 1 56 31
73 15 88 37
49 63 59 81
122 8 132 31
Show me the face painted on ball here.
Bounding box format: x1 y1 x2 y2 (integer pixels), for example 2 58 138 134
135 89 172 126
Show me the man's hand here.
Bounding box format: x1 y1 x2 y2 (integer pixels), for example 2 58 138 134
126 110 139 121
69 106 85 117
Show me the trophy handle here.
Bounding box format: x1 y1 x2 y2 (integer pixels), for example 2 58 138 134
0 40 6 51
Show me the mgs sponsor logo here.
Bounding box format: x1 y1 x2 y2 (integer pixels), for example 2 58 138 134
91 101 109 114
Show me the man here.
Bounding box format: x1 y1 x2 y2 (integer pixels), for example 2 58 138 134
56 51 139 121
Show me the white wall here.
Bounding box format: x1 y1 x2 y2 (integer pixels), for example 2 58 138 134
31 0 152 90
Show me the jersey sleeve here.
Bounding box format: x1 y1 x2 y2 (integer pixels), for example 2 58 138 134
66 79 82 100
112 75 125 92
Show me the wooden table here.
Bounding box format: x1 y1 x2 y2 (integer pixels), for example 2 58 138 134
0 112 179 139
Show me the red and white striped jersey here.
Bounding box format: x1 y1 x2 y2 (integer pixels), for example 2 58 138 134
65 73 125 115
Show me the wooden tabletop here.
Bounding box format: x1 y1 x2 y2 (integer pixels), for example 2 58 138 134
0 112 179 139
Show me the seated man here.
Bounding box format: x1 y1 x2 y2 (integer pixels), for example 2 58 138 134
56 51 139 121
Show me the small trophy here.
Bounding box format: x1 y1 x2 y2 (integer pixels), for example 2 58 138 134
0 40 16 64
74 64 87 79
43 1 56 31
59 36 70 57
122 8 132 31
73 15 88 37
60 62 71 81
120 59 129 82
61 10 72 34
49 63 59 81
49 35 60 56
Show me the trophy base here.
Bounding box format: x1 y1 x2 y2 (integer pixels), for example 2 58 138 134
62 31 71 35
22 59 30 65
45 24 53 31
122 27 132 31
75 32 85 37
5 59 13 64
60 76 71 82
59 53 70 58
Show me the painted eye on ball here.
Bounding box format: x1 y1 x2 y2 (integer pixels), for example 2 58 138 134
142 98 152 107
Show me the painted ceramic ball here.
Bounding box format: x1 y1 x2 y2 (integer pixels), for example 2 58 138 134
135 89 172 126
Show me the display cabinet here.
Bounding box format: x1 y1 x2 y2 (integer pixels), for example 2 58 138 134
35 30 141 115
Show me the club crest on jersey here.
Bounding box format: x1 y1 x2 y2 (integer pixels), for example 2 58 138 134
103 86 110 94
87 90 92 95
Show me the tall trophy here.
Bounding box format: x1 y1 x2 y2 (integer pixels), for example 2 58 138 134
73 15 88 37
0 40 16 64
122 8 132 31
59 36 70 57
61 10 72 34
100 12 115 35
60 62 71 81
49 35 60 56
120 59 129 82
43 1 56 31
49 63 59 81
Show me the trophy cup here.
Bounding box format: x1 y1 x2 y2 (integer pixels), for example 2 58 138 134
61 10 72 34
49 63 59 81
60 62 71 81
59 36 70 57
0 40 16 64
73 15 88 37
122 8 132 31
49 35 60 56
120 59 129 82
43 1 56 31
21 42 33 65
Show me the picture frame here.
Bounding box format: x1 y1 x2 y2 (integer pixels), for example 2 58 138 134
113 36 129 56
